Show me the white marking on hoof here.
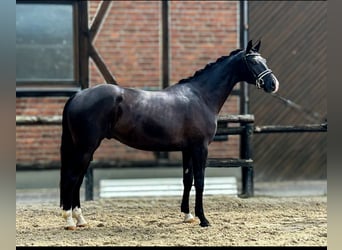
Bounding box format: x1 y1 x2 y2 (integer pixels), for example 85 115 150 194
62 209 76 230
72 207 88 227
183 213 196 223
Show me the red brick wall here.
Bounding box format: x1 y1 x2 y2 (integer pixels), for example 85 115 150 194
16 97 67 164
89 1 161 88
16 1 240 166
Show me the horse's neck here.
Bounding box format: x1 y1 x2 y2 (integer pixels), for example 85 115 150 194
190 54 243 114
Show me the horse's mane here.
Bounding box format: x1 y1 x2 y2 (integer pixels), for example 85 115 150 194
176 48 244 84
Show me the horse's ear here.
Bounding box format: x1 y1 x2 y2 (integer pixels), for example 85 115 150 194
253 40 261 52
246 40 253 53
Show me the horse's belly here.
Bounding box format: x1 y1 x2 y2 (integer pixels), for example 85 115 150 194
113 133 184 152
110 122 185 151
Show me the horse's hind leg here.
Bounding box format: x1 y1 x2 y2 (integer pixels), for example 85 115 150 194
60 152 83 230
71 150 96 228
181 150 196 223
60 137 100 229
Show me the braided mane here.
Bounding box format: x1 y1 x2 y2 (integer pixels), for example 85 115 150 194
177 49 243 84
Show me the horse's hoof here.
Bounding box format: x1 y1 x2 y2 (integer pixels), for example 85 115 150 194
199 220 210 227
238 193 249 199
72 207 87 227
184 218 196 223
183 213 196 223
64 225 77 230
62 209 77 230
76 223 88 228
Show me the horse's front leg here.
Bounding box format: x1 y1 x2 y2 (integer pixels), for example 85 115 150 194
192 144 210 227
181 150 196 223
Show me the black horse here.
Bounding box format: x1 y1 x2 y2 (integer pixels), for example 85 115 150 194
60 40 279 229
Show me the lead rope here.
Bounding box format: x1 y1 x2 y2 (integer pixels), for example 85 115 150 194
270 93 326 124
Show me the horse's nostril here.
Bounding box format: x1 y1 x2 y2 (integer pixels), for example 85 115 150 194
271 82 276 90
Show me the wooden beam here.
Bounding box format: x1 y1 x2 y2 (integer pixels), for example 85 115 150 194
78 1 89 90
87 1 117 85
15 114 254 125
218 114 255 123
216 127 245 135
16 115 62 125
207 158 253 168
161 0 169 89
16 158 253 171
89 44 118 85
89 1 112 42
254 124 328 133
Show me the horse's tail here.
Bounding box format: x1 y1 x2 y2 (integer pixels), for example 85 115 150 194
60 94 76 208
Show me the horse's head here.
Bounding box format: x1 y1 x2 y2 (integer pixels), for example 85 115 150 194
243 40 279 93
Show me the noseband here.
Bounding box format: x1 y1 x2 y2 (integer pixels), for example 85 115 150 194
243 53 273 89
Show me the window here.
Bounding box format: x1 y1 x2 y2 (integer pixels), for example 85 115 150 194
16 1 81 94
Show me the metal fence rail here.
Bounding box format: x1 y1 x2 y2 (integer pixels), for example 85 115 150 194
16 114 328 199
254 123 327 134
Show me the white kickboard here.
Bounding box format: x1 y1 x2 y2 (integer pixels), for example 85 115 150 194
99 177 237 198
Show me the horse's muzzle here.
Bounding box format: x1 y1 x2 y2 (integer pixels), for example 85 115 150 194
271 75 279 93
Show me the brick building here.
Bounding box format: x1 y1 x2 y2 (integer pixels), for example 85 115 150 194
16 1 241 168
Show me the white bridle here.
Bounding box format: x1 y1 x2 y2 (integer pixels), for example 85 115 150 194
255 68 273 89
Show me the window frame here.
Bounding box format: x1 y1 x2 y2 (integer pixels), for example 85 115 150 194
16 0 84 97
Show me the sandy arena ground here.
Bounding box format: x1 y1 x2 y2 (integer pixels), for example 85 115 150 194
16 195 327 246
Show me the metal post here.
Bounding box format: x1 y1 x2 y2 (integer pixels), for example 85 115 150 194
156 0 170 160
239 0 253 198
240 123 254 197
78 1 89 90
